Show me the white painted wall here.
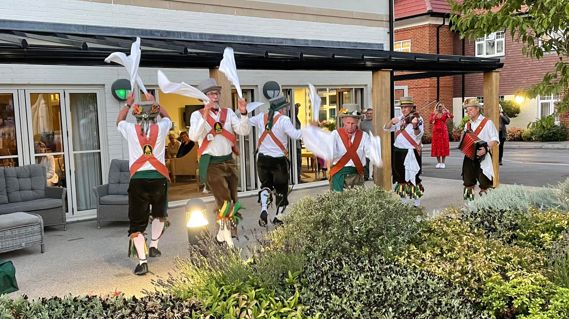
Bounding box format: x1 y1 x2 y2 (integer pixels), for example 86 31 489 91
256 0 389 15
0 0 388 45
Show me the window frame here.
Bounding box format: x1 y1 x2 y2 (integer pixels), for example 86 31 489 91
394 39 411 53
537 94 560 120
475 31 505 57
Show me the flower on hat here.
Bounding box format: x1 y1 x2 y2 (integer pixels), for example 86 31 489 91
339 108 347 114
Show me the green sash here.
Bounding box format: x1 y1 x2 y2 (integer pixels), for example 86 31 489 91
330 166 357 192
199 154 233 183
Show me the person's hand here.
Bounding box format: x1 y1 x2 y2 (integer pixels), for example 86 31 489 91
126 92 135 106
310 120 320 127
391 117 399 125
203 101 215 113
145 92 155 104
411 117 419 126
476 148 487 157
237 98 247 114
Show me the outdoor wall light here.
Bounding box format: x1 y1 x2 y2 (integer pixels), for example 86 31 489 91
185 198 209 245
514 95 526 105
111 79 132 102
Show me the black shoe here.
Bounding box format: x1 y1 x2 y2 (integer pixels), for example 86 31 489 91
272 217 284 227
148 247 161 257
134 262 148 276
259 210 268 227
499 162 503 165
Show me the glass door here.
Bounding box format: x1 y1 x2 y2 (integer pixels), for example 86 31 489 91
0 91 22 168
65 91 103 213
25 90 71 210
231 89 258 191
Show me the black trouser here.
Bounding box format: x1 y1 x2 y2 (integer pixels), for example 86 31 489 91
462 156 493 189
499 133 506 163
128 178 168 235
257 153 290 207
392 147 422 185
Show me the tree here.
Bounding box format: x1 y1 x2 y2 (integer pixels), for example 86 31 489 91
449 0 569 112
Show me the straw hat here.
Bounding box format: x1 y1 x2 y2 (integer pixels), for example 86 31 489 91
197 78 222 94
463 98 483 109
338 103 362 119
399 96 416 108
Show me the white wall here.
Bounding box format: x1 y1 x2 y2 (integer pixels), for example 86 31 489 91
256 0 389 15
0 0 388 45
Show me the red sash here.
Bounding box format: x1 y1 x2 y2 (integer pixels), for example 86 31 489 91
129 124 170 180
329 129 364 178
257 114 288 156
467 117 489 137
197 108 237 156
395 125 422 155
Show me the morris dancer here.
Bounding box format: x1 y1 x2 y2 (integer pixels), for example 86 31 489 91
117 92 171 276
188 78 249 246
461 98 499 200
304 103 382 192
249 95 302 226
383 96 424 207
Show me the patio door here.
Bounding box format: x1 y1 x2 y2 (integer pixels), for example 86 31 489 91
0 90 23 168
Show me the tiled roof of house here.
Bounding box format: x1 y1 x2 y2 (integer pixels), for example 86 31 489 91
395 0 452 20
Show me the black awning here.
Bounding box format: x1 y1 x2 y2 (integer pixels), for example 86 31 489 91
0 20 503 77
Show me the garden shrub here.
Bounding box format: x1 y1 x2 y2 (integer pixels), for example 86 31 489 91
507 128 525 141
269 186 425 260
0 293 199 319
500 100 521 118
399 216 545 295
513 209 569 252
462 185 568 241
526 115 568 142
548 230 569 289
301 254 488 319
482 271 569 319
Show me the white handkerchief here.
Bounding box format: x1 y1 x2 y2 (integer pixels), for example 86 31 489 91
404 150 420 185
301 126 334 161
246 102 264 113
308 83 321 121
480 153 494 180
104 37 147 94
157 70 210 103
368 132 383 168
219 47 242 98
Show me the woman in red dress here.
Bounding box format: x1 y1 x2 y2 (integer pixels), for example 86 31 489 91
430 103 453 168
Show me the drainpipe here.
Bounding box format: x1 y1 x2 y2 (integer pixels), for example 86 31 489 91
389 0 395 118
461 38 466 117
436 16 446 101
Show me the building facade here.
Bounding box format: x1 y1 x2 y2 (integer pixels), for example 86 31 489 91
0 0 390 219
394 0 569 135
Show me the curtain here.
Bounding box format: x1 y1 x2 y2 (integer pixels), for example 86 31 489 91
70 93 101 211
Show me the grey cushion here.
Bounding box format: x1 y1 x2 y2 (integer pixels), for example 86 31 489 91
5 165 46 203
107 160 130 195
0 169 8 204
99 195 128 205
0 212 42 228
0 198 63 214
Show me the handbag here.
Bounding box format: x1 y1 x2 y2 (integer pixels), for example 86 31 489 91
0 259 18 294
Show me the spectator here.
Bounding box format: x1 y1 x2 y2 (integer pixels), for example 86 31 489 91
429 102 453 168
166 133 181 159
499 106 510 165
35 141 58 186
176 131 194 158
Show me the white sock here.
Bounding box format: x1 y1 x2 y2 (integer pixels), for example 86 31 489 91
150 218 165 249
139 259 147 265
276 206 286 218
132 233 147 261
414 199 421 207
401 197 409 205
260 189 270 211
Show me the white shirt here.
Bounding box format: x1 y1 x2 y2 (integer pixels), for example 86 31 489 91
386 115 424 149
189 108 250 156
249 112 302 157
465 115 500 144
117 117 172 172
331 129 373 168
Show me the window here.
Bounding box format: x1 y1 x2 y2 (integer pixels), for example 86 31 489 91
394 40 411 52
475 31 505 57
538 30 562 54
538 94 560 118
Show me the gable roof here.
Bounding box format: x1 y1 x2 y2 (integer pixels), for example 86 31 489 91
395 0 452 20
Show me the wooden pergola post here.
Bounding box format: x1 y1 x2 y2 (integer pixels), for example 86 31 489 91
372 70 392 190
483 70 500 187
209 69 232 108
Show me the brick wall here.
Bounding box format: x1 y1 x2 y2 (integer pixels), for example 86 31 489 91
395 23 456 138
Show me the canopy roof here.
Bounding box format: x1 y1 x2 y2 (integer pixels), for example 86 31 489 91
0 20 502 79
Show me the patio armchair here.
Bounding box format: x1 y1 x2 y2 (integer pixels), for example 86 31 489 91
92 159 130 228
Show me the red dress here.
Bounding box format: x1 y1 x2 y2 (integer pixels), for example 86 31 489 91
430 112 453 157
